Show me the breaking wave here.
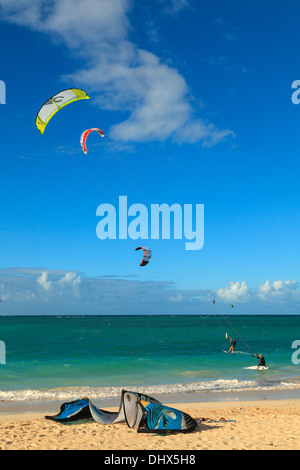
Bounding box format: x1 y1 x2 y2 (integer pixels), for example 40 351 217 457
0 378 300 402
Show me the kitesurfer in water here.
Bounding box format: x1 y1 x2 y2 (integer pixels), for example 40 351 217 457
255 354 266 368
228 338 236 353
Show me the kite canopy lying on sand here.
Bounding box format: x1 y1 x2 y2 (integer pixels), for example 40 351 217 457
80 128 105 155
36 88 90 134
45 389 197 433
135 247 152 267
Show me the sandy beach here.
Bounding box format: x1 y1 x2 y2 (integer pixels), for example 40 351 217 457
0 397 299 450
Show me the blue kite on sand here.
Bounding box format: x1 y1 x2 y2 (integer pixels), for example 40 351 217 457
45 389 197 433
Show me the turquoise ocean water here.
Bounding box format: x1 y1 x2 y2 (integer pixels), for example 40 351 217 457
0 315 299 402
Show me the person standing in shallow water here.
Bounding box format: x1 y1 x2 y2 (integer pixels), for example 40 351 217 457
228 338 236 353
255 354 266 368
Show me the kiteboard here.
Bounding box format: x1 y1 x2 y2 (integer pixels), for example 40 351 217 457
223 350 252 355
244 366 268 370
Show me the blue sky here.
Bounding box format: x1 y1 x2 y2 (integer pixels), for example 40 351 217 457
0 0 299 314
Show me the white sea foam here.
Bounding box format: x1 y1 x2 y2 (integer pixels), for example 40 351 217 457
0 379 300 402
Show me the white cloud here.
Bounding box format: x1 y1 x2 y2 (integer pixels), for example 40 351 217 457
168 293 183 302
0 0 234 145
58 272 81 287
215 281 249 303
0 0 130 46
258 279 272 298
37 272 52 292
177 120 235 146
0 269 82 303
159 0 192 15
258 280 299 302
0 285 36 303
0 269 299 314
215 279 300 307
